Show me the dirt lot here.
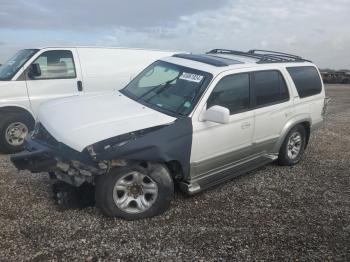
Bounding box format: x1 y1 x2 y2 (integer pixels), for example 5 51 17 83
0 84 349 261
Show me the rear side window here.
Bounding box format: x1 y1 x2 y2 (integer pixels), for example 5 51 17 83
287 66 322 98
254 70 289 107
207 73 250 114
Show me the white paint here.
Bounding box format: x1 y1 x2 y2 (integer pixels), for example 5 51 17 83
35 53 325 160
0 46 179 118
38 92 175 152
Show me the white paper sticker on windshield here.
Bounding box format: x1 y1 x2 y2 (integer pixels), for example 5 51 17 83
179 72 204 83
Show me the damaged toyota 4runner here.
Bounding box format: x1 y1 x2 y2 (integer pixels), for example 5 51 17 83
11 49 327 220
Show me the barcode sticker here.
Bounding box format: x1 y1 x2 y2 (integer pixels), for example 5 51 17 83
179 73 204 83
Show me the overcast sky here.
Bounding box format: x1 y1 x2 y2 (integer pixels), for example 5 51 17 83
0 0 349 69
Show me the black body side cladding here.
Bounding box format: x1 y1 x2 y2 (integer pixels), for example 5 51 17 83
98 117 193 179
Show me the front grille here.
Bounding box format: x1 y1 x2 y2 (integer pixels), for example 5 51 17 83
32 123 58 147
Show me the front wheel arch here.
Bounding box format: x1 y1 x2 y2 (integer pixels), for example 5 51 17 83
0 106 35 124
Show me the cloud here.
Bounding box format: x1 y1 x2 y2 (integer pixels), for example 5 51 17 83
99 0 350 68
0 0 229 30
0 0 349 68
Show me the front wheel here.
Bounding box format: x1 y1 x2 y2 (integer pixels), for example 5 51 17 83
0 113 34 153
95 163 174 220
278 124 307 166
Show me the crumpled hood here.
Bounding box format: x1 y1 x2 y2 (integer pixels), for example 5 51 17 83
38 91 176 152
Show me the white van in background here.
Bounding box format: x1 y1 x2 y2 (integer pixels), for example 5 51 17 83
0 47 179 153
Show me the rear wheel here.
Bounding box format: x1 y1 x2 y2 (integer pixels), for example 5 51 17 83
0 113 34 153
95 163 174 220
278 124 306 166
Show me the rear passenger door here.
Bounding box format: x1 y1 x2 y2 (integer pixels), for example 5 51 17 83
24 49 83 115
252 69 293 153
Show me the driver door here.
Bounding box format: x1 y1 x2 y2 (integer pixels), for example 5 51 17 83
24 49 82 115
191 72 254 178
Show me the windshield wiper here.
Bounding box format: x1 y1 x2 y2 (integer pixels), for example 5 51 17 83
137 75 179 102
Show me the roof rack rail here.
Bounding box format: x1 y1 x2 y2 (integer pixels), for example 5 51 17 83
207 49 311 64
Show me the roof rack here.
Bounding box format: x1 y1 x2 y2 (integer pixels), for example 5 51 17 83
207 49 311 63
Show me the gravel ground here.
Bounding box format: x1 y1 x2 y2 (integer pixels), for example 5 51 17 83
0 84 349 261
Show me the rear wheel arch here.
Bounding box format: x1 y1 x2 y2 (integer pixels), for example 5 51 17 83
279 120 310 150
273 117 312 153
299 121 311 148
278 124 307 165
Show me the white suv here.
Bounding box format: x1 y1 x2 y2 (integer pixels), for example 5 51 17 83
11 49 326 220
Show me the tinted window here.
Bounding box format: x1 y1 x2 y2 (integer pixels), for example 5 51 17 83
254 70 289 106
207 73 250 114
30 50 76 80
287 66 322 98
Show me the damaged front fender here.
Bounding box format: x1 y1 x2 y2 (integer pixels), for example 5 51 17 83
95 117 193 180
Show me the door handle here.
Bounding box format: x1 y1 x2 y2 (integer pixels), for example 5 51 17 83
77 80 83 92
241 122 251 129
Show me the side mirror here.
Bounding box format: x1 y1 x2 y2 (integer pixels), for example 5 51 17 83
202 105 230 124
28 63 41 78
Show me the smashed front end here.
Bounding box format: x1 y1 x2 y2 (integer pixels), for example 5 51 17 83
10 123 105 187
11 117 193 188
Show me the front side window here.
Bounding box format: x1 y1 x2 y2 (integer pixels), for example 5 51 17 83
0 49 38 80
30 50 76 80
207 73 250 114
121 61 212 116
254 70 289 107
287 66 322 98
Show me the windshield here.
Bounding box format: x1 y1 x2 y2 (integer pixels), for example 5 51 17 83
121 61 212 116
0 49 38 80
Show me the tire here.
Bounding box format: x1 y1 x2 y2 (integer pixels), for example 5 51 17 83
278 124 307 166
52 180 95 209
0 113 34 153
95 163 174 220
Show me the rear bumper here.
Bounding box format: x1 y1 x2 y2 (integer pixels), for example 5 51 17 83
10 136 57 173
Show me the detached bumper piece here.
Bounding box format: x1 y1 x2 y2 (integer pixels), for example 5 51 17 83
10 137 57 173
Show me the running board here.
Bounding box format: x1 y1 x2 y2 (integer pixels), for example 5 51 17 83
179 156 274 195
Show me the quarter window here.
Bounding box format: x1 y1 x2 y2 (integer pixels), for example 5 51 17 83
207 73 250 114
254 70 289 107
287 66 322 98
30 50 76 79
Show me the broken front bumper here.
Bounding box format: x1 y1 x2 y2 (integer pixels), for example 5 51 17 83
10 136 58 173
11 135 93 172
11 136 103 186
